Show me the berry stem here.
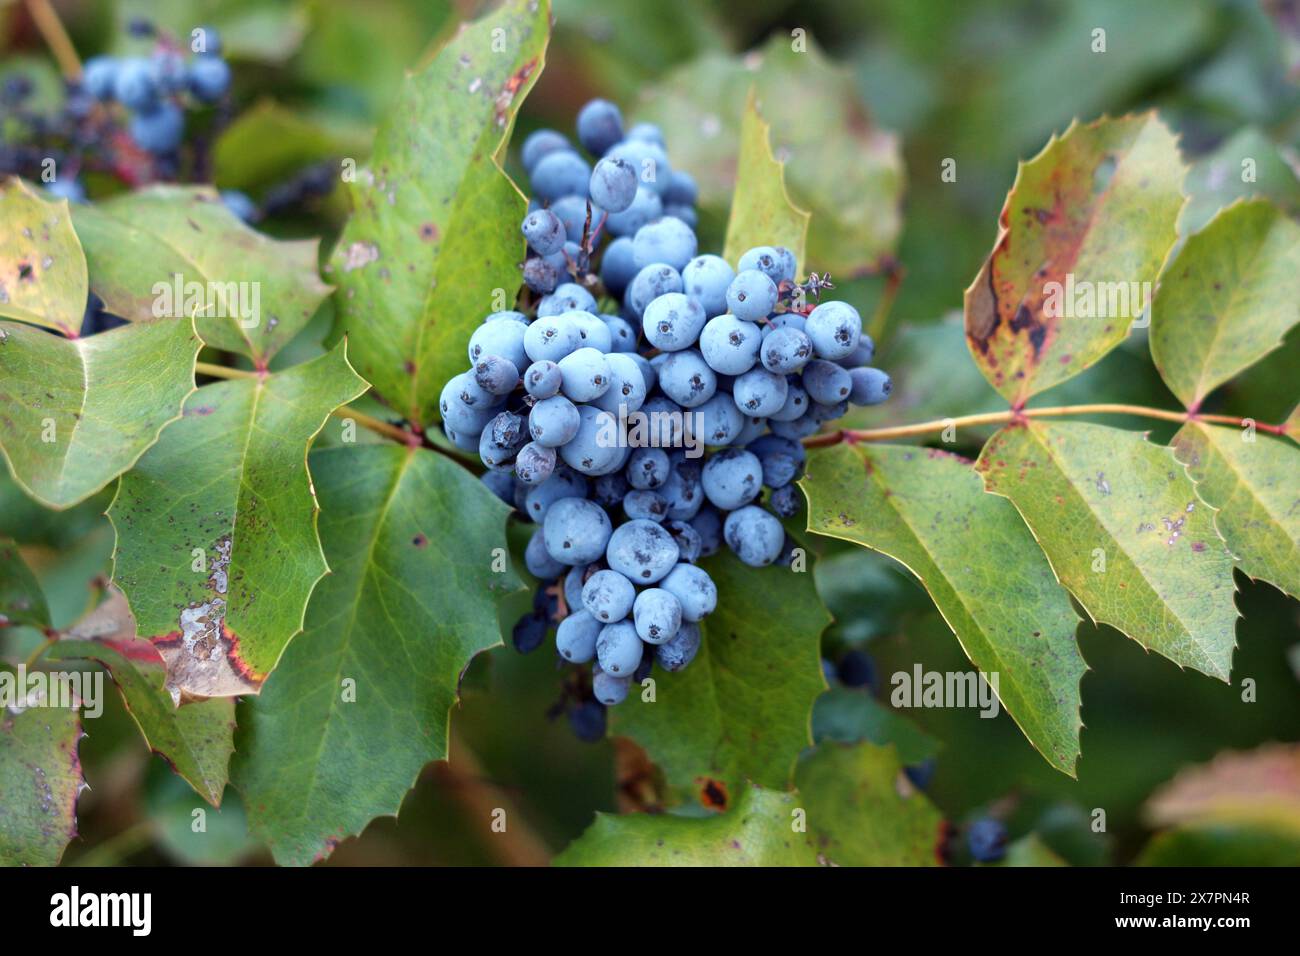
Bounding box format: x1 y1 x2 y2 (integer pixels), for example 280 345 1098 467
193 360 436 450
802 402 1286 447
25 0 82 80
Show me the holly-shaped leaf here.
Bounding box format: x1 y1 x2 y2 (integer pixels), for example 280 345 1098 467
802 443 1086 776
231 443 522 866
0 178 87 336
977 421 1238 679
555 784 820 866
722 89 810 273
327 0 550 428
636 34 903 276
0 538 52 630
108 343 368 701
72 186 332 365
45 590 235 807
794 742 945 866
1150 200 1300 410
0 683 82 866
611 550 830 800
965 114 1185 405
0 317 200 509
1172 423 1300 600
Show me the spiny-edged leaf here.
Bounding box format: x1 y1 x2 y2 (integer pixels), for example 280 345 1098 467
965 114 1185 405
977 421 1238 680
327 0 550 428
0 317 200 509
1171 423 1299 600
231 443 522 866
722 89 810 273
812 688 941 764
72 186 331 365
108 343 367 701
554 784 819 866
794 742 945 866
0 178 87 336
0 538 51 629
45 590 235 806
611 550 830 798
802 443 1085 776
0 684 82 865
1151 200 1300 409
1180 127 1300 236
636 35 902 276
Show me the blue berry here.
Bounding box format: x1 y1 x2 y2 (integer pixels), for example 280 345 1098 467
633 588 682 645
626 448 671 489
548 195 593 243
759 451 800 489
726 269 779 322
82 56 119 100
512 610 548 654
530 151 592 202
605 185 662 237
543 497 612 565
632 216 698 271
521 208 566 255
582 569 636 624
760 326 814 374
567 700 606 742
596 622 643 677
576 98 624 155
525 527 566 579
557 610 602 663
837 650 876 690
849 367 892 405
524 314 582 363
606 519 679 583
590 353 647 415
738 245 784 283
769 483 801 518
623 489 668 522
514 441 556 485
655 622 701 672
805 300 862 360
603 314 637 352
600 237 638 297
732 368 789 416
802 359 853 405
558 405 624 476
968 819 1008 863
524 465 585 522
642 293 706 352
696 392 746 445
661 461 704 520
701 448 763 510
723 506 785 567
528 396 581 447
538 282 598 317
660 563 717 622
664 169 698 207
625 122 665 145
521 129 572 173
187 55 231 102
768 384 810 422
681 254 736 317
129 101 184 153
469 319 529 371
699 315 761 375
474 355 519 395
657 349 716 408
626 263 682 317
593 669 631 705
558 346 611 402
589 157 637 213
114 57 159 110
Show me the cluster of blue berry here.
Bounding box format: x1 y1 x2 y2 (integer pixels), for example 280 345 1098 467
443 99 893 739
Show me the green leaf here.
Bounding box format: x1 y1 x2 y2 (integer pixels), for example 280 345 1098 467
45 590 235 806
555 784 820 866
964 114 1185 405
231 443 522 866
0 686 82 866
611 550 830 798
327 0 550 428
0 317 200 509
0 538 52 630
999 833 1069 867
1180 127 1300 236
213 100 367 194
1172 423 1299 600
72 186 332 365
1150 200 1300 410
977 421 1238 680
794 743 945 866
635 34 903 276
722 90 810 274
144 761 259 866
0 178 87 336
108 343 367 700
812 688 941 764
802 443 1085 776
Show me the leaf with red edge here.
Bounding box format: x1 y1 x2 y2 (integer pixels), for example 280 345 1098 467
108 342 368 701
964 113 1185 406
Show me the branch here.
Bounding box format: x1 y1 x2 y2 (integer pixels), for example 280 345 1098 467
25 0 82 79
803 403 1287 448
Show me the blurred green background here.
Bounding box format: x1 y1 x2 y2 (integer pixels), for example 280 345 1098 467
2 0 1298 865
